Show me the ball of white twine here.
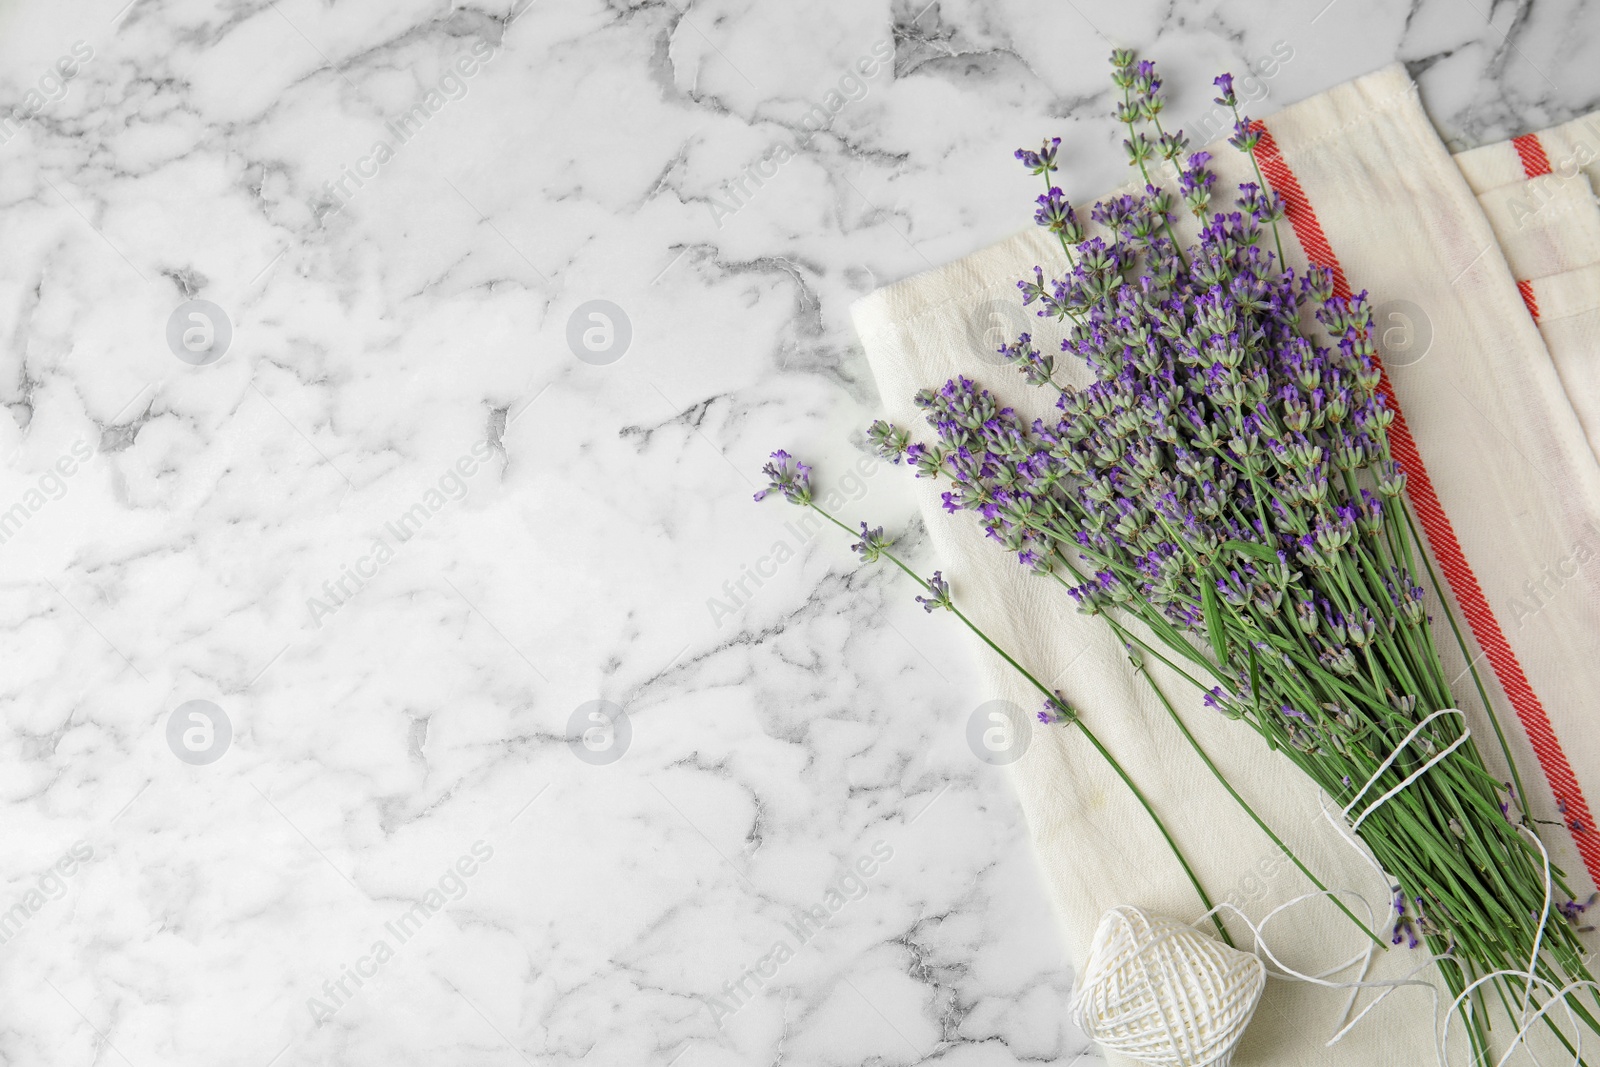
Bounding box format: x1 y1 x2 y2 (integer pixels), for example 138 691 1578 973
1071 905 1266 1067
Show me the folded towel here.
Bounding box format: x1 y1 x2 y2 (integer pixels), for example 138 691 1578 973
1458 117 1600 461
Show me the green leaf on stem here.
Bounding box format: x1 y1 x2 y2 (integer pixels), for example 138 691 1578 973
1221 539 1280 563
1202 580 1229 665
1248 643 1263 718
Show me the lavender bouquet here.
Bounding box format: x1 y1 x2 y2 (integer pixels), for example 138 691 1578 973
851 52 1598 1056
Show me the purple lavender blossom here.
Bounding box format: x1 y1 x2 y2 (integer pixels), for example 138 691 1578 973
1015 136 1061 175
1560 894 1597 929
851 522 892 563
754 449 813 505
1034 188 1085 242
1228 118 1262 153
916 571 954 613
868 419 910 463
1038 691 1074 724
1213 73 1237 107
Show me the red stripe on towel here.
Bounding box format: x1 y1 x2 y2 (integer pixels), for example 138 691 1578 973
1517 279 1541 321
1514 133 1553 178
1253 122 1600 889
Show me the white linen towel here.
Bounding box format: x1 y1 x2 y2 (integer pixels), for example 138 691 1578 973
853 64 1600 1065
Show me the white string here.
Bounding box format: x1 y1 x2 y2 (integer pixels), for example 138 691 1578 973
1434 828 1600 1067
1188 709 1592 1066
1077 707 1594 1065
1341 708 1470 831
1199 894 1446 1047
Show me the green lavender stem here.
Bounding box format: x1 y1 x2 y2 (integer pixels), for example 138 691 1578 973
1397 500 1533 821
804 501 1234 945
1121 86 1190 272
1048 561 1385 948
1039 168 1080 272
1232 100 1288 266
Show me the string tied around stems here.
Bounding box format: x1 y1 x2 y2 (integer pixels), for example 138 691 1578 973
1079 709 1595 1066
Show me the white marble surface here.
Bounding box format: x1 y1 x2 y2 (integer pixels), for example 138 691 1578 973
0 1 1594 1064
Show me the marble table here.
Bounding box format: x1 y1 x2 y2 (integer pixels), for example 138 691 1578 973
0 0 1593 1064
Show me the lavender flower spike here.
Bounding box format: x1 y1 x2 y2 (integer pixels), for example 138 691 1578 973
851 522 893 564
753 449 813 505
1212 72 1237 108
1015 136 1061 176
916 571 954 613
1039 691 1075 724
867 419 910 463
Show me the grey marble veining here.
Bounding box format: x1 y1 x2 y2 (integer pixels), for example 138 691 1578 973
0 0 1593 1064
